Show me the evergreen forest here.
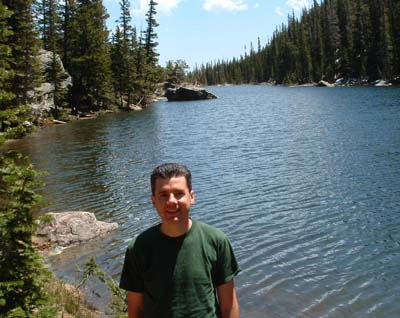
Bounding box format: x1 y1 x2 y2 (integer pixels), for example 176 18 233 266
190 0 400 86
1 0 162 126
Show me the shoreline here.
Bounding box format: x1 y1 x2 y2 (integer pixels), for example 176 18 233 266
1 94 166 149
221 81 399 88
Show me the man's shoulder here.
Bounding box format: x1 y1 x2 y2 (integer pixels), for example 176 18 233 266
193 220 228 241
127 223 160 250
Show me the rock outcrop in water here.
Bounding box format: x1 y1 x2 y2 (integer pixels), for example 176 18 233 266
374 79 392 87
317 80 335 87
165 86 217 101
35 211 118 248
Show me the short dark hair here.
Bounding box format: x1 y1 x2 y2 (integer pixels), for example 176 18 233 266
151 163 192 195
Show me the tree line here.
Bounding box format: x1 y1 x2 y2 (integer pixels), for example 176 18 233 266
190 0 400 86
1 0 161 124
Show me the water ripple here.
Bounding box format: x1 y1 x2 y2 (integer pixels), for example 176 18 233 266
5 86 400 317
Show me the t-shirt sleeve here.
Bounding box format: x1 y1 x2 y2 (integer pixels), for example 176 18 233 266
214 234 241 286
119 240 145 292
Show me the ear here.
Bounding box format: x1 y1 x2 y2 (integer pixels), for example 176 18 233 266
190 190 195 204
151 195 156 206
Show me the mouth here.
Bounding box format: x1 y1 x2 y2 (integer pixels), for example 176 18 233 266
165 210 180 220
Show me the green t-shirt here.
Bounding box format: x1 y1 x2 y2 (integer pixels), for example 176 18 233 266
119 220 240 318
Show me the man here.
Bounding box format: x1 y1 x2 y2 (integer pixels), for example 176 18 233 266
120 163 241 318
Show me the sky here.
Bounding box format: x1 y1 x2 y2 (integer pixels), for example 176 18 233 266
103 0 313 70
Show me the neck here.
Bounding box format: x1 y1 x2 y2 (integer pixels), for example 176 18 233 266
161 218 192 237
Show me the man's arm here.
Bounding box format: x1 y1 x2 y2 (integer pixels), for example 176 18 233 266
127 291 144 318
217 280 239 318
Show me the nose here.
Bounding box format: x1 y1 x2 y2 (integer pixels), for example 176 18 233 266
167 193 178 204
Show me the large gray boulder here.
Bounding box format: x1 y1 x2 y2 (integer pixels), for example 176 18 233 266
35 211 118 247
165 86 217 101
28 49 72 115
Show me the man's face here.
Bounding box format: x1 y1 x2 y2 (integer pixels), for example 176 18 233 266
151 176 195 226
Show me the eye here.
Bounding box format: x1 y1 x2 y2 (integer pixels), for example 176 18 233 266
159 193 169 199
174 192 185 199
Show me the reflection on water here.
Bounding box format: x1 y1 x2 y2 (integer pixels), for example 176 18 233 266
6 86 400 318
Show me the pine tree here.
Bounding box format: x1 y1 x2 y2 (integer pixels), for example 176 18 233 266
119 0 132 41
337 0 354 78
388 0 400 79
287 13 301 83
68 0 113 111
0 3 14 109
164 59 188 86
34 0 54 50
4 0 41 107
34 0 61 51
324 0 341 81
130 27 147 103
247 41 256 83
110 26 125 106
0 5 54 316
130 28 148 103
379 0 393 79
366 0 393 80
310 0 324 81
254 37 264 82
117 0 136 106
353 0 368 80
59 0 77 72
263 41 273 82
0 152 56 317
298 12 313 83
33 0 48 44
142 0 160 91
143 0 159 64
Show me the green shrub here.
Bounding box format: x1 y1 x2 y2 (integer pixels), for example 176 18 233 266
0 106 33 139
77 257 128 318
0 151 55 318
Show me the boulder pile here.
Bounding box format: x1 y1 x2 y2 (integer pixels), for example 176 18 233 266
35 211 118 248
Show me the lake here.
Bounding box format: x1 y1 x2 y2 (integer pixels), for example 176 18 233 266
6 85 400 317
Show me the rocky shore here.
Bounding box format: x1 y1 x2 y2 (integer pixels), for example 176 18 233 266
34 211 118 253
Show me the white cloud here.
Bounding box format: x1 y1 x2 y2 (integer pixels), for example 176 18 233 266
203 0 248 12
275 6 284 16
158 0 181 14
133 0 181 17
286 0 311 12
253 2 259 9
